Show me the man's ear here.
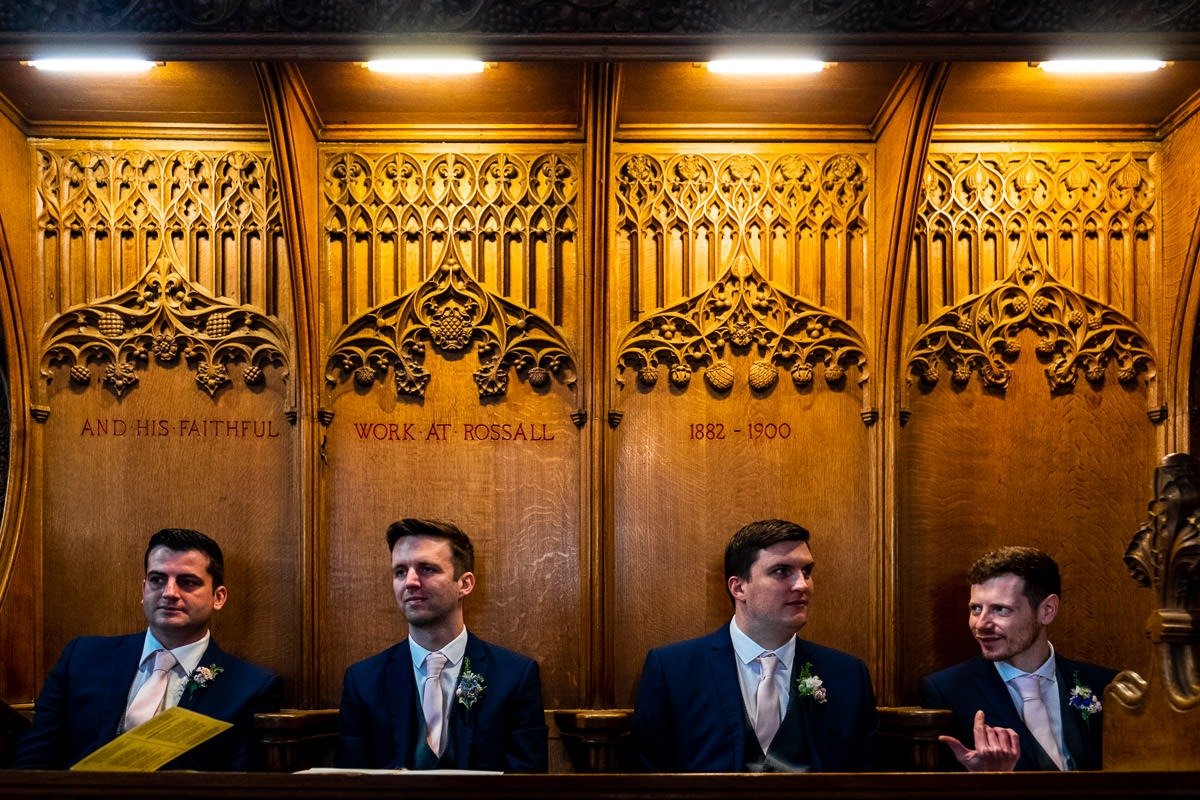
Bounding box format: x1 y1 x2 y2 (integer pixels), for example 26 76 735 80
213 585 228 611
1037 593 1058 625
458 571 476 599
727 574 746 603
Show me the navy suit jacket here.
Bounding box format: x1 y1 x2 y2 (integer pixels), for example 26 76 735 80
920 655 1117 770
632 626 878 772
336 633 548 772
13 632 281 770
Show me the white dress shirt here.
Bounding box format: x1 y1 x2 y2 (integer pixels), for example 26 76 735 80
994 642 1072 768
409 627 469 744
729 618 796 729
125 629 211 717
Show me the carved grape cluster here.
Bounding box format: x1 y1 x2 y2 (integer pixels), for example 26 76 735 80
204 312 231 338
98 312 124 338
429 306 473 351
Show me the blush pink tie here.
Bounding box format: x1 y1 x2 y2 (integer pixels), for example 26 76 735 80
124 649 178 731
754 653 781 751
1014 673 1065 770
422 651 449 757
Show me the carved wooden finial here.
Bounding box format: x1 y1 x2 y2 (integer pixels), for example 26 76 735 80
1104 452 1200 770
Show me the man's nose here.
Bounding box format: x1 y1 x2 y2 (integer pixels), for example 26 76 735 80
792 572 809 590
403 570 421 588
161 577 181 596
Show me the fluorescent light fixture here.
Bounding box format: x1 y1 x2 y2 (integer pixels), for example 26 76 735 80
365 59 486 75
707 58 829 75
1036 59 1167 74
26 58 157 73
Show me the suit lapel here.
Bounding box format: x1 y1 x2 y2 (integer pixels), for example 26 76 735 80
385 640 418 768
447 634 487 768
179 640 224 712
707 629 746 770
106 634 147 735
1056 659 1087 769
788 642 821 771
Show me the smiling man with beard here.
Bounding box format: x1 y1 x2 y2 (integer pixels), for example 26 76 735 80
336 518 548 771
632 519 878 772
13 528 280 770
921 546 1118 771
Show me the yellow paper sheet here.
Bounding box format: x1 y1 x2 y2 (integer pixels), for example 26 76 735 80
70 706 233 772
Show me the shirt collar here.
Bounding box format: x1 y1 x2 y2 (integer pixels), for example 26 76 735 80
141 629 210 678
995 641 1058 683
729 618 796 668
409 627 469 672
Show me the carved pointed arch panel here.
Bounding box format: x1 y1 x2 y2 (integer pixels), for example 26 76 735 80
40 255 291 402
610 149 873 413
318 144 586 709
608 145 876 705
896 144 1161 705
34 145 293 407
32 141 302 704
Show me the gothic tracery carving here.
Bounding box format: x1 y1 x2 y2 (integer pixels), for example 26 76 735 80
40 256 290 398
614 249 868 396
908 150 1159 413
325 248 577 400
612 149 871 413
905 259 1156 394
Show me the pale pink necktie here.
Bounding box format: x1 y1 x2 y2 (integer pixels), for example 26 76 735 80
422 651 449 757
1014 673 1065 770
754 653 781 751
124 649 178 731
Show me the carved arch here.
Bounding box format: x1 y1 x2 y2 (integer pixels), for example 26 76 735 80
904 240 1159 416
614 241 870 412
324 242 578 402
39 254 291 401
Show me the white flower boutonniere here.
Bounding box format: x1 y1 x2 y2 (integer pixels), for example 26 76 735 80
185 663 224 701
796 661 827 704
1067 672 1102 722
456 658 486 710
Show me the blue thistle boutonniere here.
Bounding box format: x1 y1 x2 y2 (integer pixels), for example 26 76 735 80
456 658 486 710
796 661 828 704
184 664 224 701
1067 672 1102 722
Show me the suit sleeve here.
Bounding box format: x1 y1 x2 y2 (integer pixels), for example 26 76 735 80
336 666 372 768
11 638 80 769
503 658 549 772
853 657 880 771
224 672 282 771
919 674 947 709
631 648 675 772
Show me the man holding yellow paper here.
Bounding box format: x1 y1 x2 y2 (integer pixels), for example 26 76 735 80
13 528 280 770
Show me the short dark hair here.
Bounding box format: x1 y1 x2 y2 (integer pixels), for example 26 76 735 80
968 546 1061 608
724 519 811 586
144 528 225 589
386 518 475 577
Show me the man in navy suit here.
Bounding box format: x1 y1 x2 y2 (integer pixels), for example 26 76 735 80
632 519 877 772
337 518 548 771
13 528 280 770
921 546 1117 771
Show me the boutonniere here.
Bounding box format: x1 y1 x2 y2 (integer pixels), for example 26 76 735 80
1067 671 1102 722
795 661 827 704
455 658 486 710
184 664 224 701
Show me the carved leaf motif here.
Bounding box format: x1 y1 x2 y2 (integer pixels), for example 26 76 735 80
1122 454 1200 711
40 257 291 398
325 249 577 401
614 250 868 394
905 260 1155 396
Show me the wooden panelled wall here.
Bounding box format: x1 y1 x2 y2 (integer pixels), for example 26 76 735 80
0 62 1194 712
